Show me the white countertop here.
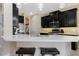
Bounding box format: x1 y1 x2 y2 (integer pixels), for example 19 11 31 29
2 34 79 42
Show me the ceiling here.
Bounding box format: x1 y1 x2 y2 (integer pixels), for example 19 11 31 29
18 3 79 16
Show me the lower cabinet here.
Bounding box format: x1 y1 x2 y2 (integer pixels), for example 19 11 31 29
71 42 78 50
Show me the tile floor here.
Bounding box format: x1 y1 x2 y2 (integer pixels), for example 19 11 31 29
71 49 79 56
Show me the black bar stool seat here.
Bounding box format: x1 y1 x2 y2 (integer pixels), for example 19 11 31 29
40 48 60 56
16 47 36 56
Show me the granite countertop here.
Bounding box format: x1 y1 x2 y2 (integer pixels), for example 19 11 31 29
2 34 79 42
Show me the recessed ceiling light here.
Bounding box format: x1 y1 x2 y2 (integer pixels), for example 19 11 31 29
16 3 21 8
38 3 43 11
59 3 65 9
29 12 33 15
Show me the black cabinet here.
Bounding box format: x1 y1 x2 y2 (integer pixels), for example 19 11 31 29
41 10 61 28
71 42 78 50
13 3 19 35
41 15 53 28
19 16 24 23
13 4 18 17
50 10 60 20
49 10 61 28
59 11 67 27
41 8 77 28
66 8 77 27
60 8 77 27
13 3 18 27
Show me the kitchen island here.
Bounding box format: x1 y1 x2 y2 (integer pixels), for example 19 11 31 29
2 34 79 56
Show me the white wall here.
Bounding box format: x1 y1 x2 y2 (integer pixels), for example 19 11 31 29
3 3 12 37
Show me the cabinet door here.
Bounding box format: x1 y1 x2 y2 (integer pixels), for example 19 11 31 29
60 11 67 27
41 17 47 28
71 42 78 50
60 8 77 27
59 12 63 27
66 9 77 27
50 11 60 28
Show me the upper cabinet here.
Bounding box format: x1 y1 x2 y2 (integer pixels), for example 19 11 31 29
49 10 61 28
41 10 61 28
41 15 52 28
41 8 77 28
60 8 77 27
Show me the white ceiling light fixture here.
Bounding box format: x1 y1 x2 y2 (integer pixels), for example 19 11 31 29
38 3 43 11
16 3 21 8
59 3 65 9
29 12 33 15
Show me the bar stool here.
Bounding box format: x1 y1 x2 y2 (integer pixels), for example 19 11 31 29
40 48 60 56
16 47 36 56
